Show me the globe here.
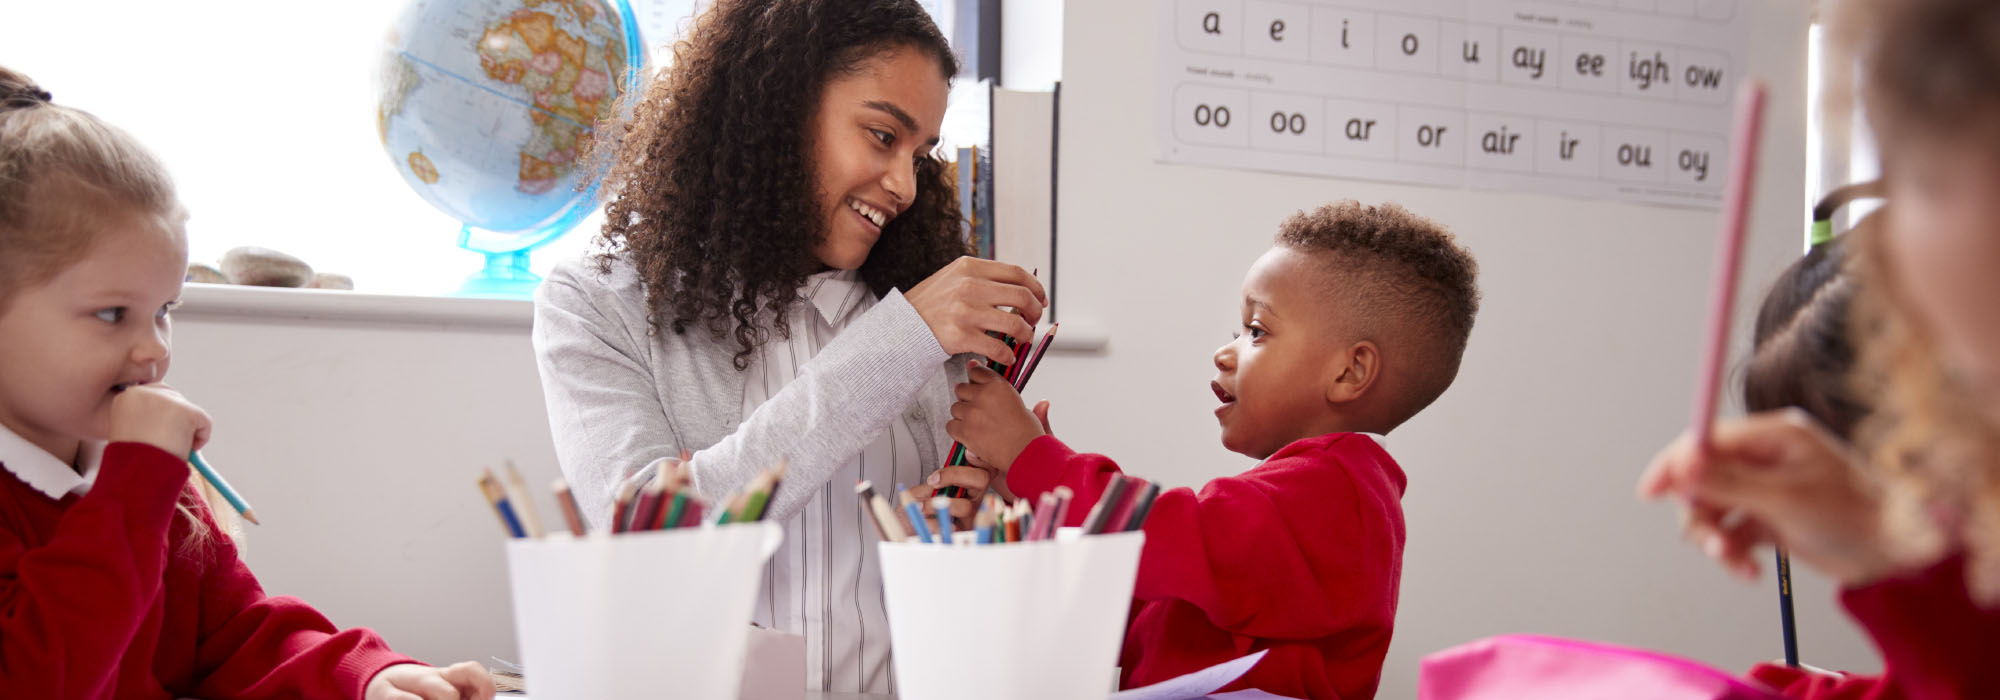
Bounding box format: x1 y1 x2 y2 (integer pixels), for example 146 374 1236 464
377 0 642 297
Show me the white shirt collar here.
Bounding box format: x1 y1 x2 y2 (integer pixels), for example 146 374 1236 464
1358 432 1388 449
0 422 105 499
804 269 869 327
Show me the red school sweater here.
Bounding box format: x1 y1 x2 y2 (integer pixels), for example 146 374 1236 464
1006 432 1407 700
0 442 414 699
1746 553 2000 700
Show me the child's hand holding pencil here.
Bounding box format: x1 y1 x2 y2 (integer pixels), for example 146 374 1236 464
945 364 1048 473
109 384 212 459
1638 410 1895 586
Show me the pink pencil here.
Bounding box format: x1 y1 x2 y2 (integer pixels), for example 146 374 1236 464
1690 79 1768 459
1026 490 1060 541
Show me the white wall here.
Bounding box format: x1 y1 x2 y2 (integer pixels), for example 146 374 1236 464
168 293 554 667
1035 1 1873 698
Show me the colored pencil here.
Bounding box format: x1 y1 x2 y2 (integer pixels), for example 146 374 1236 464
1690 79 1766 455
856 481 893 542
1011 323 1059 392
1103 478 1149 533
716 491 747 525
478 469 526 538
901 489 934 544
930 495 955 545
1048 486 1074 533
630 477 668 533
1002 340 1033 385
610 478 642 533
974 501 995 545
1027 491 1059 541
1685 80 1776 662
1081 475 1131 535
1003 501 1023 543
502 462 545 538
188 451 259 526
740 461 787 522
1119 482 1162 532
660 491 689 531
551 477 587 536
862 481 908 542
1778 549 1800 666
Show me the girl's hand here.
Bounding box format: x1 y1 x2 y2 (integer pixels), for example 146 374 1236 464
1638 409 1902 586
364 661 496 700
108 384 211 457
905 257 1046 366
946 364 1045 475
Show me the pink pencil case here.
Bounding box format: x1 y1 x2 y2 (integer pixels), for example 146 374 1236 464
1419 634 1784 700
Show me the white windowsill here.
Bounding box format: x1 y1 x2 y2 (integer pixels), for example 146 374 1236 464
174 283 533 330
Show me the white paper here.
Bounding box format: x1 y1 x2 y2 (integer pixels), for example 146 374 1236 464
1109 650 1270 700
505 523 782 700
1157 0 1753 208
879 532 1147 700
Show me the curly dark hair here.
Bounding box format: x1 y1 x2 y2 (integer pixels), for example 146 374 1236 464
1276 200 1482 426
591 0 967 370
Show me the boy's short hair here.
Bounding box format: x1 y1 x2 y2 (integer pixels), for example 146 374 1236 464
1277 201 1480 427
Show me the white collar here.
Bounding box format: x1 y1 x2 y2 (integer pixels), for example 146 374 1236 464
1358 432 1388 449
804 269 869 327
0 422 106 499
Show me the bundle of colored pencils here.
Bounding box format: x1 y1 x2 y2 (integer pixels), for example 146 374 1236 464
937 323 1059 499
860 472 1158 545
476 458 786 539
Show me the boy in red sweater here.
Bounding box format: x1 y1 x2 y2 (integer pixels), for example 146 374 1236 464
0 68 493 699
948 201 1481 699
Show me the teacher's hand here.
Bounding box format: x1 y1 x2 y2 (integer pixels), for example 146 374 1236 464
906 257 1046 366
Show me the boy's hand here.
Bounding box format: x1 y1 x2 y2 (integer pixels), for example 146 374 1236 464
109 384 211 457
1638 409 1904 587
946 364 1045 474
365 661 496 700
924 465 994 520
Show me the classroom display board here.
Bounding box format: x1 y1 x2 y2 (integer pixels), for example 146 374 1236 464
1158 0 1752 208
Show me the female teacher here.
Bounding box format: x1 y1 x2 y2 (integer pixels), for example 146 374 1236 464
530 0 1040 694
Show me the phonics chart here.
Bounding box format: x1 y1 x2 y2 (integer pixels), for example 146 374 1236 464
1157 0 1752 208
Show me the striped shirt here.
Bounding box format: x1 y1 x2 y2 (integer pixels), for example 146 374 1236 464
745 269 925 693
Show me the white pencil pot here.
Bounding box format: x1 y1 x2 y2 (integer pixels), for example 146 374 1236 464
878 531 1145 700
505 523 782 699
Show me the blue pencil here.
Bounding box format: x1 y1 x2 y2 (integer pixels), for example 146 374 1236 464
494 498 527 538
478 468 527 538
930 496 954 545
189 451 259 525
899 486 934 544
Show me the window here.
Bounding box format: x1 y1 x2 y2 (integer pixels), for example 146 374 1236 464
6 0 987 297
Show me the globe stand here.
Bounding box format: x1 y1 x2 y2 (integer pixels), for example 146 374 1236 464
459 250 540 298
456 224 544 299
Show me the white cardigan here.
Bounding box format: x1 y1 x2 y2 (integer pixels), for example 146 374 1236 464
529 254 963 530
